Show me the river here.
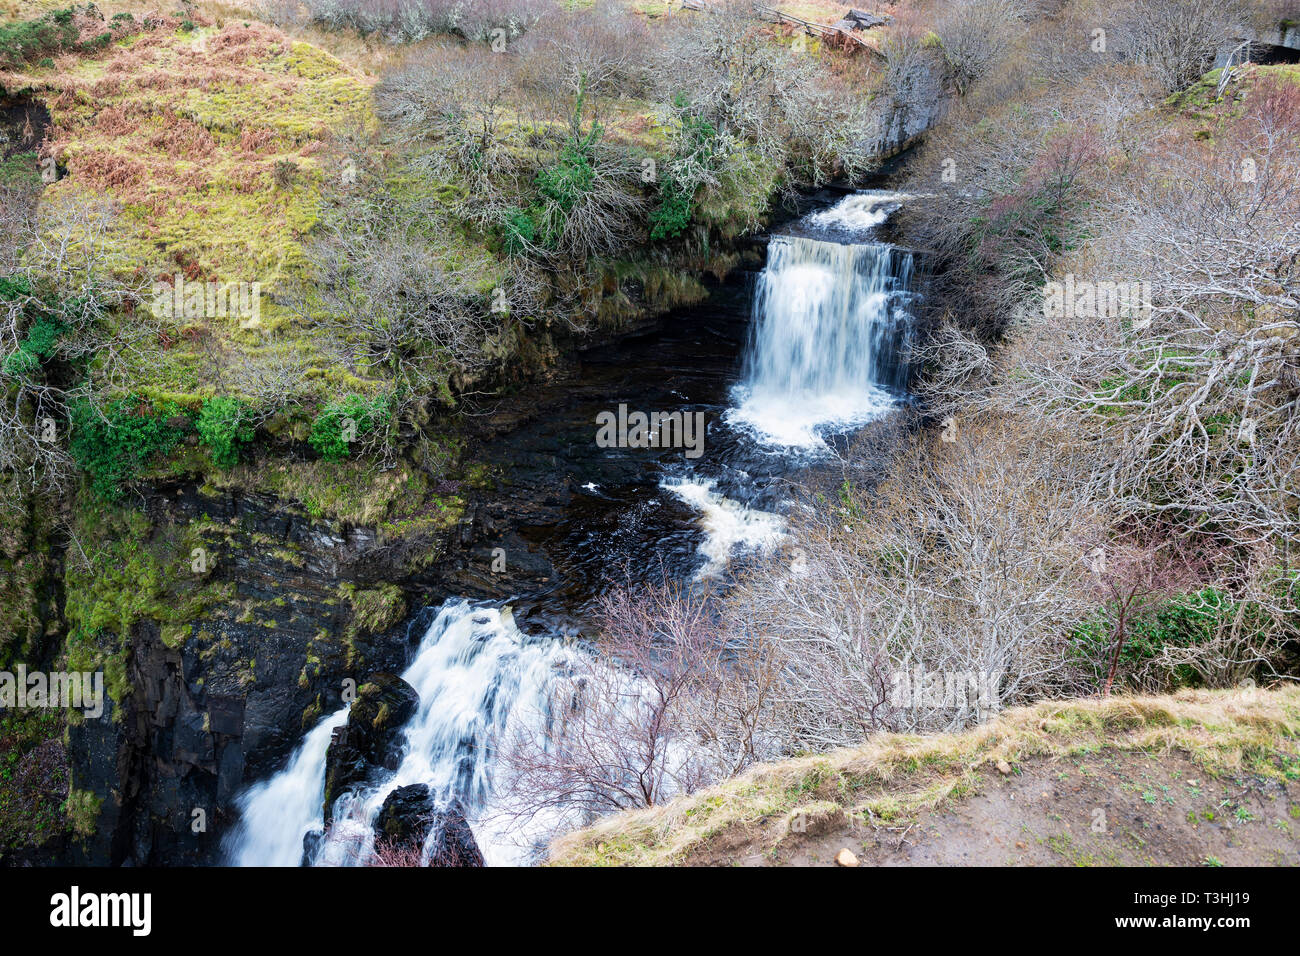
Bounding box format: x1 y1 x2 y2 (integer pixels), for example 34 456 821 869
223 188 923 866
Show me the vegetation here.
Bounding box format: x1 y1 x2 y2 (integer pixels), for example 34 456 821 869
0 708 67 852
196 396 254 470
0 6 79 70
3 0 1298 871
68 396 188 499
308 393 392 462
548 685 1300 865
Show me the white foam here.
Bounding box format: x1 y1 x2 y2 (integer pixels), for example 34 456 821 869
662 476 786 578
225 601 578 867
808 190 914 232
728 235 911 453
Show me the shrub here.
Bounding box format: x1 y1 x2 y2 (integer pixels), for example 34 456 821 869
2 311 68 379
196 397 255 470
649 98 720 241
648 178 693 241
308 393 391 462
64 787 101 838
502 206 537 255
533 120 602 248
69 396 189 500
1071 588 1271 690
0 709 68 851
0 8 80 71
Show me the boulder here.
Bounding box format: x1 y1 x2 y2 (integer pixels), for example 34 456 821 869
427 799 486 868
322 673 420 819
370 789 485 867
302 827 324 867
846 9 890 29
374 784 438 848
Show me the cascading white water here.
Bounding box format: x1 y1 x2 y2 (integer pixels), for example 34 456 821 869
726 229 915 451
661 474 786 579
224 600 577 867
224 192 921 867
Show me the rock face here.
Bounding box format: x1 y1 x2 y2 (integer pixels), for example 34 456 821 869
63 485 432 866
322 673 420 821
53 231 762 866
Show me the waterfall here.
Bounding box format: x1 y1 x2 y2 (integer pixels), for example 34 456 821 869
224 600 576 867
726 231 915 451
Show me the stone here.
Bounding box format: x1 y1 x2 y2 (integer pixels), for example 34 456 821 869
996 759 1012 775
835 847 860 867
322 673 420 819
374 784 438 848
427 799 485 868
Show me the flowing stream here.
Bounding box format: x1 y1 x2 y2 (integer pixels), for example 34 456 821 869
224 190 921 866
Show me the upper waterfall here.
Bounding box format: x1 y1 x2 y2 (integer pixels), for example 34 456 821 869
726 202 917 452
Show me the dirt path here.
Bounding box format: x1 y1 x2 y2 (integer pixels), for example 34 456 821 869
757 750 1300 867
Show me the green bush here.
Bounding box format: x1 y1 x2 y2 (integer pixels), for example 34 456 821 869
502 206 538 255
196 397 255 469
2 312 68 379
649 98 719 241
69 396 189 500
649 177 694 241
308 393 391 462
1072 587 1264 689
533 124 601 249
0 8 81 71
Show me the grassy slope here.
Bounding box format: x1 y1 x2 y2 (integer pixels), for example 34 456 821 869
2 9 383 407
548 686 1300 865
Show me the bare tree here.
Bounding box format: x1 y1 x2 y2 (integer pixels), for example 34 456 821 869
497 583 723 828
375 41 535 224
727 416 1104 749
1117 0 1248 94
514 1 651 102
651 0 879 188
1 194 150 501
291 174 505 404
936 0 1027 95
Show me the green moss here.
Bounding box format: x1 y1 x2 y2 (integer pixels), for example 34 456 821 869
64 787 101 838
339 582 407 639
63 500 233 707
160 622 192 649
28 19 373 412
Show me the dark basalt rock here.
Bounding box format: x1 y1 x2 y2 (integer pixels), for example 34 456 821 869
322 673 420 820
371 786 484 867
374 783 438 848
426 799 485 868
302 827 324 867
